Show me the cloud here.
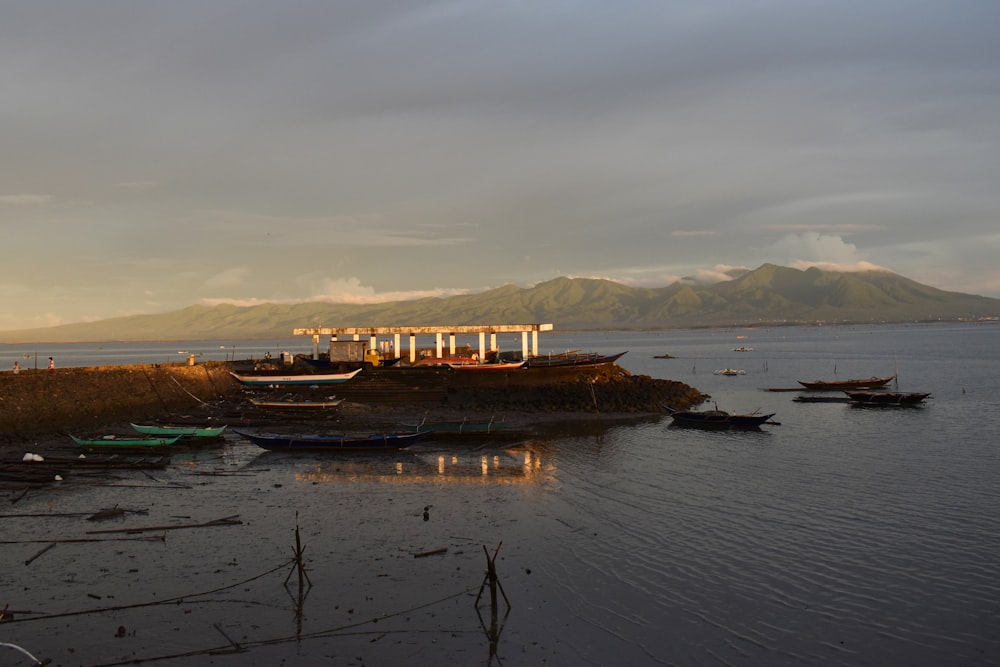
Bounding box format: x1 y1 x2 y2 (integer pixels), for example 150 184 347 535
0 194 51 205
199 275 475 308
203 267 251 289
774 232 864 264
789 260 890 273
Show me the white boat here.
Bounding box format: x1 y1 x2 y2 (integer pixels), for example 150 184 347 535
714 368 746 376
229 368 363 386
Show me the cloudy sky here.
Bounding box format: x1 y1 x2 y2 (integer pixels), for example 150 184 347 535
2 1 998 331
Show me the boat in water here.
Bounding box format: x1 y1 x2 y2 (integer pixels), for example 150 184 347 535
233 429 423 452
845 391 931 406
661 404 776 429
797 375 895 391
229 368 363 386
714 368 746 376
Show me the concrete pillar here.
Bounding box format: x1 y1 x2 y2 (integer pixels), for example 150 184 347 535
532 330 539 357
449 333 456 355
490 333 497 351
478 331 486 360
312 334 320 359
435 332 443 358
521 331 529 359
409 334 417 363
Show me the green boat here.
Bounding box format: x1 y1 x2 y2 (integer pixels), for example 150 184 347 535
71 434 182 448
130 423 228 438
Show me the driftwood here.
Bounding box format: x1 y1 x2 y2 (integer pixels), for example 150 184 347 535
85 515 242 535
413 547 448 558
24 542 56 566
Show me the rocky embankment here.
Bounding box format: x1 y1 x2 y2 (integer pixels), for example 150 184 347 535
0 361 705 444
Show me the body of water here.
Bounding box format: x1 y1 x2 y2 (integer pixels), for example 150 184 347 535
1 322 998 665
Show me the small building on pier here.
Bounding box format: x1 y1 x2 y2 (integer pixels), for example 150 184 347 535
292 324 555 364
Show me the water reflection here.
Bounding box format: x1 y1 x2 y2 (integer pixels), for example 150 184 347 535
248 444 557 485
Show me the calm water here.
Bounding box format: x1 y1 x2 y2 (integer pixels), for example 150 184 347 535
2 323 998 666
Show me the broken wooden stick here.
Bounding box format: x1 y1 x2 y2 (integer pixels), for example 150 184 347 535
85 515 241 535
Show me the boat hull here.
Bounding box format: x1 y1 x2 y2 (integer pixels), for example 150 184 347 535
131 423 227 438
71 434 182 448
797 375 895 391
234 429 423 452
662 405 775 429
230 368 363 386
845 391 930 405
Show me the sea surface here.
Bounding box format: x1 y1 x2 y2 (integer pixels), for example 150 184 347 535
1 322 998 666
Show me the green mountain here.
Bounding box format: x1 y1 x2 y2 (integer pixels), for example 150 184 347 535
3 264 998 343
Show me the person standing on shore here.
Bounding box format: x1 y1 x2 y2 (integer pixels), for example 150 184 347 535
48 357 55 372
12 361 20 374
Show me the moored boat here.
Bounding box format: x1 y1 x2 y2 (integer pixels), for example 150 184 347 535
233 429 423 452
130 423 228 438
845 391 931 406
714 368 746 376
71 434 182 448
661 404 775 429
230 368 363 386
797 375 895 391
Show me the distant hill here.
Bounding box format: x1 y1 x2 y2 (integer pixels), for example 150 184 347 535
3 264 999 343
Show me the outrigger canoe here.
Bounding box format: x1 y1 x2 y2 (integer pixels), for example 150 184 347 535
234 429 423 452
71 434 182 448
131 423 228 438
229 368 363 386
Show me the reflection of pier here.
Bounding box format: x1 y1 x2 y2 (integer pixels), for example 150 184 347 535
265 447 554 485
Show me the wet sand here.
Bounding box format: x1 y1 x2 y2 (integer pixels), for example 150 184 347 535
1 364 689 666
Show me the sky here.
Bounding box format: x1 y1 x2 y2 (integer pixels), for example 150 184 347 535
2 1 999 331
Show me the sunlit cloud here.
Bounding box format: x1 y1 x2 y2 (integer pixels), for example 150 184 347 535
789 260 891 273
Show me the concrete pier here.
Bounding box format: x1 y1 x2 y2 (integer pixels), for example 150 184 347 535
292 324 554 364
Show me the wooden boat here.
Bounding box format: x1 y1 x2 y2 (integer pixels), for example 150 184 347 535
233 429 423 452
130 423 228 438
70 434 182 448
714 368 746 376
229 368 363 386
845 391 931 406
446 361 527 370
661 404 775 429
797 375 895 390
526 351 627 368
249 397 344 410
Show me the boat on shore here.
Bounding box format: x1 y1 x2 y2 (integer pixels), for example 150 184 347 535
130 423 228 438
447 361 527 370
230 368 363 386
797 375 895 391
845 391 931 406
233 429 423 452
661 404 776 429
70 434 182 448
526 351 627 368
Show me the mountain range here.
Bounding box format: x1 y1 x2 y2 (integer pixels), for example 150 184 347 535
3 264 999 343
